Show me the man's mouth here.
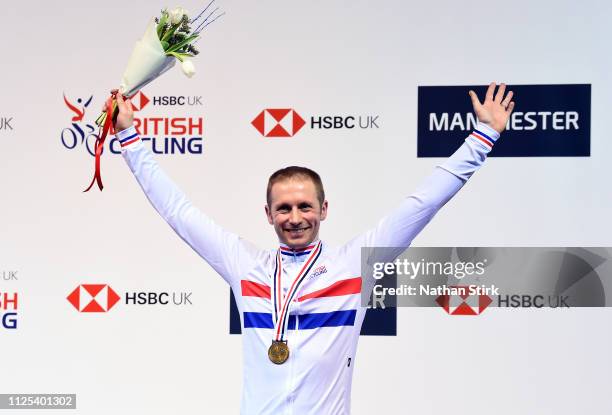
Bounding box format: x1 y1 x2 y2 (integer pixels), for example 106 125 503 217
284 227 310 237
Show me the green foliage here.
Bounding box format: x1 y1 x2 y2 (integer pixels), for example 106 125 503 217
161 23 179 42
166 33 199 54
156 9 199 55
156 10 169 38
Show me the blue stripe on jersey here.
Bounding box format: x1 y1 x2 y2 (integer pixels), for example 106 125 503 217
244 312 297 329
280 250 311 257
299 310 356 329
120 132 139 143
243 310 356 330
244 312 274 329
474 129 496 143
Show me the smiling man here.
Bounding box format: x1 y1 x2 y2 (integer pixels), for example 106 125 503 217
112 82 514 414
265 166 327 248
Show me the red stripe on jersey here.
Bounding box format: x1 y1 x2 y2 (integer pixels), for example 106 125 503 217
470 132 493 148
298 277 362 302
241 276 362 301
121 137 140 147
241 280 271 298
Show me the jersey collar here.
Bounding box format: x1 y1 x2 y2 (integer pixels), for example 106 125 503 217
279 239 320 263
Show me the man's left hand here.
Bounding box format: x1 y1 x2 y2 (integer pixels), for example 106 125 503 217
469 82 515 134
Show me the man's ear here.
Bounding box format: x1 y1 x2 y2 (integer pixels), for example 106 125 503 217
320 200 329 221
265 204 273 225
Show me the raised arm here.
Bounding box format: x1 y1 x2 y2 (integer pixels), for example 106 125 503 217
111 93 259 285
346 82 514 254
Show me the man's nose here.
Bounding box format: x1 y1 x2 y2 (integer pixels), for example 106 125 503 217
289 207 301 224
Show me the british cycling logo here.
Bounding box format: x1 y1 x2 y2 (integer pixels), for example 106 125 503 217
1 292 18 329
251 108 380 138
435 285 493 316
60 91 203 155
61 93 98 155
308 265 328 280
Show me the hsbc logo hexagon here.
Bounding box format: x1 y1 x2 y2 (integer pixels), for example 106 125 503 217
435 285 492 316
130 91 150 112
251 109 306 137
67 284 121 313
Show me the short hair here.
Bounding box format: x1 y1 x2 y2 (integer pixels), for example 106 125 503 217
266 166 325 207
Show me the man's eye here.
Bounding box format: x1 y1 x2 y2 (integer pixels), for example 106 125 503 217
277 208 290 213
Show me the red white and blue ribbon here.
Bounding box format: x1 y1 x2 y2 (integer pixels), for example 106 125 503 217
272 240 323 342
84 93 117 192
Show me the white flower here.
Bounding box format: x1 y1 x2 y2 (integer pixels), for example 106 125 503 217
169 7 187 25
181 59 196 78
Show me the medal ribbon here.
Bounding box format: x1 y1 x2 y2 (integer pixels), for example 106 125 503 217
84 93 117 192
272 251 281 323
272 241 323 342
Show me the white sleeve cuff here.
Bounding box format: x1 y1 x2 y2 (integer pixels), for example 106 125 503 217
115 125 141 149
465 122 500 152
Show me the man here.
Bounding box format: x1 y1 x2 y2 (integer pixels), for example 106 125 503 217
111 82 514 414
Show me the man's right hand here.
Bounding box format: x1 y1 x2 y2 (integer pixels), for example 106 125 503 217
104 89 134 132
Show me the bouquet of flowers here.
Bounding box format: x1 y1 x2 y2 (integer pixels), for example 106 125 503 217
85 3 224 192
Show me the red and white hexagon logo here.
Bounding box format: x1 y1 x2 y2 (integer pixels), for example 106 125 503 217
436 285 492 316
251 109 306 137
129 91 150 111
67 284 121 313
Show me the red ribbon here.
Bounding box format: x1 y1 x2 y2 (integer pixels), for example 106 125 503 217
84 93 117 192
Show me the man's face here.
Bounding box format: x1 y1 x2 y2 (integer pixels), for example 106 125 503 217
265 178 328 249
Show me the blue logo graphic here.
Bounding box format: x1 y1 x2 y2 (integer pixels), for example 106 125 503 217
418 84 591 157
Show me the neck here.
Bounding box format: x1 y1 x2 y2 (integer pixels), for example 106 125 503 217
279 239 320 263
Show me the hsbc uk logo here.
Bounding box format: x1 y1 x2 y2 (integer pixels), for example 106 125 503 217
1 270 18 281
251 108 379 138
435 285 493 316
129 91 151 111
67 284 121 312
0 117 13 131
252 109 305 137
67 283 193 313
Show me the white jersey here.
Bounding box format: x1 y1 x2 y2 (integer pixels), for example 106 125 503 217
117 122 499 414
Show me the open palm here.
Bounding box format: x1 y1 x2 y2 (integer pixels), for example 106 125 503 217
469 83 515 134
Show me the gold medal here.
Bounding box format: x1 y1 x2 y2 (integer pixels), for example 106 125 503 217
268 341 290 365
268 241 322 366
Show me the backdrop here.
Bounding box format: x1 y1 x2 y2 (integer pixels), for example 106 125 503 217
1 0 611 413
